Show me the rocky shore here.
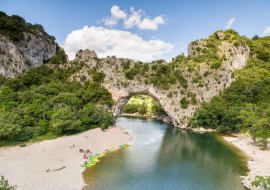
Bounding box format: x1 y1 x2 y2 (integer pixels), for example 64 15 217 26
223 136 270 190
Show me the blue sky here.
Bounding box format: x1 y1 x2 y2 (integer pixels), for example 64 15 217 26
1 0 270 62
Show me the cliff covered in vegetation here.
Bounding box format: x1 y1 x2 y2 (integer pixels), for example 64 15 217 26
0 11 57 78
69 30 250 129
0 11 269 150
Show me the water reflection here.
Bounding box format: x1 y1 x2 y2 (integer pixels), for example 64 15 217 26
83 117 248 190
156 126 248 189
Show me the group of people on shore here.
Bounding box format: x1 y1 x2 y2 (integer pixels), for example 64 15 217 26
79 148 93 160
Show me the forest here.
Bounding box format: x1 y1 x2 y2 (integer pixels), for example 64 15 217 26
0 59 115 146
190 35 270 149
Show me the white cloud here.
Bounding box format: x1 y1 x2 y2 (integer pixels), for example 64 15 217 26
111 5 127 19
262 26 270 36
139 16 165 30
62 26 175 62
225 18 236 29
100 6 166 30
123 7 143 29
99 5 127 27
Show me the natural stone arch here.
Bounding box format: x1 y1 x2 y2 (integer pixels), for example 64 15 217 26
107 85 180 127
71 38 250 128
110 89 173 123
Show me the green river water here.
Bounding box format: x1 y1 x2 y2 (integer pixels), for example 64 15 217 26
83 116 248 190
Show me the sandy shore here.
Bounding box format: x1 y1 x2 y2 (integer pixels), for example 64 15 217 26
0 126 132 190
224 136 270 190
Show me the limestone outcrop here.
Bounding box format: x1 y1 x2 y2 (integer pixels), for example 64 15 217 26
217 32 225 39
0 30 56 78
69 38 250 128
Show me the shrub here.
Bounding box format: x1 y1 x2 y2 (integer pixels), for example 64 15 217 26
0 176 17 189
203 70 211 77
151 64 158 70
180 97 190 109
191 97 197 105
92 71 105 82
167 91 172 98
20 143 26 147
211 62 222 69
24 60 32 66
121 60 130 70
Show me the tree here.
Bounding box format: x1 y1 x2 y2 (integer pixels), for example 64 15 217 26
0 176 17 190
151 101 167 116
254 104 270 149
0 111 21 145
138 102 148 115
51 107 81 134
238 104 257 143
123 103 139 114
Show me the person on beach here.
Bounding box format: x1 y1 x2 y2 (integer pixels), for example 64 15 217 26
46 169 50 172
73 144 75 148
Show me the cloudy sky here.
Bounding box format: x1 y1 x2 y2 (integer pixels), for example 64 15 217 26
2 0 270 62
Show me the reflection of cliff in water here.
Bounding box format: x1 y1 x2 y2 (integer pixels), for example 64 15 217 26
156 127 248 189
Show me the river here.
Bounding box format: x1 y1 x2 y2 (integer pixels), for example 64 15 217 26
83 116 248 190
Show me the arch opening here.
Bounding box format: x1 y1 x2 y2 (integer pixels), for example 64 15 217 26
117 93 173 124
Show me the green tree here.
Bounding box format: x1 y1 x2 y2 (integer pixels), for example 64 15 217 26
254 104 270 149
138 102 148 115
238 104 257 143
51 107 81 134
123 103 139 113
0 111 21 145
151 101 167 116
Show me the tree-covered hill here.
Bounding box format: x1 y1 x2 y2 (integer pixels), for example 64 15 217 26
0 11 269 149
190 35 270 149
0 11 55 42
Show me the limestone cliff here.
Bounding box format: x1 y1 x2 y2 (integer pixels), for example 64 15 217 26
0 30 56 78
69 31 250 128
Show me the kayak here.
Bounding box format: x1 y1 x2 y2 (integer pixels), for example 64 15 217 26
95 153 105 157
106 149 117 152
81 163 92 167
119 144 131 148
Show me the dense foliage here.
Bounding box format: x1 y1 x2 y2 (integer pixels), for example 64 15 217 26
0 58 114 145
123 95 167 116
0 11 55 42
190 35 270 149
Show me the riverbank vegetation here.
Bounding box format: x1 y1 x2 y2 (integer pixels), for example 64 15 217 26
0 11 55 43
0 58 114 146
190 35 270 149
0 176 16 190
122 95 167 116
251 176 270 189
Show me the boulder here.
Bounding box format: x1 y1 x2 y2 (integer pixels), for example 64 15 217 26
217 32 225 39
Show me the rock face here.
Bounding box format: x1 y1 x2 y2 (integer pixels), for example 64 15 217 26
70 39 250 128
217 32 225 39
0 30 56 78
